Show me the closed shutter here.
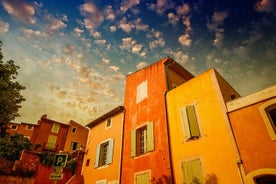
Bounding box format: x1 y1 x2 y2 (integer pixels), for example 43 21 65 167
47 135 57 149
130 130 136 157
146 122 154 152
182 159 203 184
186 105 200 137
94 144 100 168
106 138 114 164
181 108 191 139
136 172 150 184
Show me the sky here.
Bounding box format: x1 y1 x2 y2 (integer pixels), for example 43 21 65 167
0 0 275 126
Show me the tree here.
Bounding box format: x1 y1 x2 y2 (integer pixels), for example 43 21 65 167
0 41 25 137
0 133 31 161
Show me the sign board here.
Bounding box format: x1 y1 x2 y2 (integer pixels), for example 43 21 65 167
50 173 63 180
53 154 68 167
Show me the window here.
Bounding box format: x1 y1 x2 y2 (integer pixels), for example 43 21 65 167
46 135 57 149
181 105 200 140
259 100 276 140
131 122 154 157
96 180 106 184
71 127 77 133
51 123 60 133
106 118 112 128
136 80 148 103
70 141 79 150
94 139 114 168
86 159 90 166
10 124 18 130
135 171 150 184
181 159 204 184
25 124 33 130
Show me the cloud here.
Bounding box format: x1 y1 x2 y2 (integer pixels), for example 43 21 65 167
178 33 192 46
0 19 9 34
118 17 149 33
120 0 140 13
109 26 117 32
148 0 175 15
120 37 146 56
74 27 84 37
22 28 47 38
45 14 67 35
79 3 104 36
254 0 275 13
168 12 179 25
2 0 36 24
136 61 148 69
104 5 116 21
148 30 165 49
119 17 134 33
94 39 107 46
134 18 149 31
63 45 75 55
207 10 229 47
109 65 120 72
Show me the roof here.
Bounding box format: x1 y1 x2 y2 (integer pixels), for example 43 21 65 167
86 106 125 128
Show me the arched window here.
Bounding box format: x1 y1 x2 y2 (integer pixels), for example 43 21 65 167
255 174 276 184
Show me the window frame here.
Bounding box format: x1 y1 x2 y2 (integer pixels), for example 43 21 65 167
94 138 114 168
105 118 112 129
130 122 154 157
71 127 77 133
70 141 79 151
51 123 60 133
136 80 148 103
180 104 201 141
259 99 276 141
25 124 33 130
10 124 18 130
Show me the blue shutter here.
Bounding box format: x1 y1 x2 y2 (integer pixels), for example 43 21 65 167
94 144 100 168
106 138 114 164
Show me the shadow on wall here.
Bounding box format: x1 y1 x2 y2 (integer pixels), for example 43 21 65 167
152 175 171 184
205 173 218 184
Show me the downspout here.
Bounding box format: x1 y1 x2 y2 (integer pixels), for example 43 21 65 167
164 62 175 184
119 109 126 184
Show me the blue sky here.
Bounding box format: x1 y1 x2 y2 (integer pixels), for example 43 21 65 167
0 0 275 125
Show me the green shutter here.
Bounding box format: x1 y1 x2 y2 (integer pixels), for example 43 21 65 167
182 159 203 184
106 139 114 164
136 172 150 184
181 108 191 139
186 105 200 138
94 144 100 168
147 122 154 152
131 130 136 157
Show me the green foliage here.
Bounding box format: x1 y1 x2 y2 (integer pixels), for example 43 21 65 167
65 158 78 174
39 151 56 167
0 133 31 161
0 41 26 137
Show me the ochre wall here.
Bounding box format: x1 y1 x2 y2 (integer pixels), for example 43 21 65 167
82 112 124 183
228 97 276 175
166 68 242 184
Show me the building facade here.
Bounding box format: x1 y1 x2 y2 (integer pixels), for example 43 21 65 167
166 68 243 184
227 85 276 184
82 106 125 184
121 57 194 184
7 122 37 140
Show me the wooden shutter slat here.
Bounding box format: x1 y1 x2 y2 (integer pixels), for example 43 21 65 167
147 122 154 152
130 130 136 157
106 139 114 164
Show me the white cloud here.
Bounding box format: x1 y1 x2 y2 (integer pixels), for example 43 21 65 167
109 26 117 32
254 0 275 13
120 0 140 13
148 30 165 49
79 3 104 35
178 33 192 46
207 10 229 47
136 61 148 69
102 58 110 64
168 12 179 25
109 65 120 72
134 18 149 31
104 5 116 21
0 19 9 34
94 39 107 45
120 37 146 56
176 3 190 15
2 0 36 24
45 14 67 34
74 27 84 37
148 0 175 15
22 28 47 37
119 17 134 33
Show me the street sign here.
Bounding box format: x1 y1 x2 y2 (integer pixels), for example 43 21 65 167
53 154 68 167
50 173 63 180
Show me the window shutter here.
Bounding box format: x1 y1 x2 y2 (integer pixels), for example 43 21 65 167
182 159 203 184
106 139 114 164
94 144 100 168
186 105 200 137
181 108 192 139
147 122 154 152
130 130 136 157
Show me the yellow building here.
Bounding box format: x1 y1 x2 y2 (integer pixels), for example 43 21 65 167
166 68 243 183
82 106 125 184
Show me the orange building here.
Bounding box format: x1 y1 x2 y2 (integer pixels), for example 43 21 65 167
121 57 193 183
31 115 69 152
166 68 243 183
227 85 276 184
7 122 37 140
64 120 89 153
82 106 125 184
